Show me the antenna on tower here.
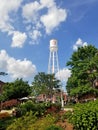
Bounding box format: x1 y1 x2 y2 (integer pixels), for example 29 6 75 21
48 39 59 74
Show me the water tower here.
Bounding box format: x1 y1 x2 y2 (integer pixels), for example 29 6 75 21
48 39 59 74
48 39 64 108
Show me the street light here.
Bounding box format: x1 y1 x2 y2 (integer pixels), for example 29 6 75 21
60 82 64 109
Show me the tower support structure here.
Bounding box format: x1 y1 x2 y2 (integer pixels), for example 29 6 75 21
48 39 64 108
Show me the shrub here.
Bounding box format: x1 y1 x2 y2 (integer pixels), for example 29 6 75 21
7 111 37 130
0 113 14 130
7 113 57 130
69 100 98 130
28 114 57 130
17 101 46 117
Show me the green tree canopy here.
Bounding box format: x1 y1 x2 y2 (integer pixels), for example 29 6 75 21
1 78 31 101
0 72 8 76
66 45 98 97
32 72 61 96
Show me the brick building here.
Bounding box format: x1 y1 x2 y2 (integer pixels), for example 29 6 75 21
36 92 67 105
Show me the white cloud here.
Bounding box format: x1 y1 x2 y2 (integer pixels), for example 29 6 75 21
56 68 71 82
76 38 83 46
40 0 55 8
0 0 67 46
0 50 37 79
22 0 67 40
22 0 56 23
83 42 88 47
11 31 27 48
0 0 22 33
73 45 78 51
33 30 42 40
29 30 42 44
22 1 40 23
0 0 28 48
40 7 67 34
73 38 88 51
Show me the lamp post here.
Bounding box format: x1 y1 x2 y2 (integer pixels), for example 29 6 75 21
60 82 64 109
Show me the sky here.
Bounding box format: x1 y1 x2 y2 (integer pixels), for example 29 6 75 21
0 0 98 87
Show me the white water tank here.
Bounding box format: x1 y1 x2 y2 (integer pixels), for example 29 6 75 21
50 39 58 52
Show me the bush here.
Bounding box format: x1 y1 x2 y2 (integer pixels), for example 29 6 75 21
28 114 58 130
69 100 98 130
7 113 58 130
0 113 14 130
7 111 37 130
17 101 46 116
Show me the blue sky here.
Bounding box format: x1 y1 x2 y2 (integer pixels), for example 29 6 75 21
0 0 98 85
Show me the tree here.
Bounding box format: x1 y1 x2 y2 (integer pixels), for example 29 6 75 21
1 78 31 101
0 72 8 76
66 45 98 97
32 72 61 96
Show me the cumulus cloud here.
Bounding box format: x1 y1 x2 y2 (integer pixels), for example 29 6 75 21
0 50 37 79
40 7 67 34
73 38 88 51
0 0 22 33
40 0 55 8
32 30 42 40
0 0 67 46
29 30 42 44
0 0 28 48
11 31 27 48
22 0 56 23
55 68 71 82
22 0 67 41
22 1 40 23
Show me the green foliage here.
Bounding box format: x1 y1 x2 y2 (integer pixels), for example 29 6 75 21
62 111 72 121
1 103 62 130
17 101 47 116
7 111 37 130
32 72 61 96
69 100 98 130
17 101 61 117
0 116 15 130
28 114 57 130
1 78 31 101
6 112 59 130
70 84 98 97
66 45 98 97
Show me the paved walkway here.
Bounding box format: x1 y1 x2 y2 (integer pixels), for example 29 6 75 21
64 108 73 112
0 110 13 114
